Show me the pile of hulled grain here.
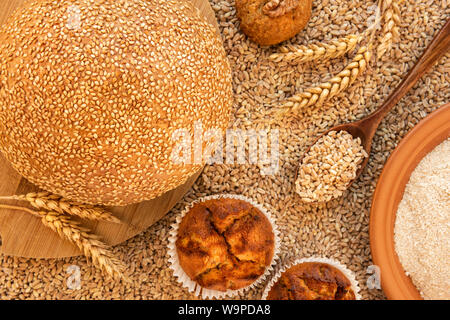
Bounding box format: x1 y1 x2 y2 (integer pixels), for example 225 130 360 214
295 130 368 202
0 0 449 300
394 139 450 300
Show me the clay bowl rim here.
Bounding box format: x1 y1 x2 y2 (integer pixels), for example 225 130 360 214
369 102 450 300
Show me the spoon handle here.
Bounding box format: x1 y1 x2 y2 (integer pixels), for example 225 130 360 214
365 18 450 128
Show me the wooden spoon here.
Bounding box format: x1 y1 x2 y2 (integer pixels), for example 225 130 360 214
296 18 450 194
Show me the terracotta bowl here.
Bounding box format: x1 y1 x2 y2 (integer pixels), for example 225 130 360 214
370 102 450 300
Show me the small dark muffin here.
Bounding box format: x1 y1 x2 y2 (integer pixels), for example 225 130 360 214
176 198 275 292
236 0 313 46
267 262 356 300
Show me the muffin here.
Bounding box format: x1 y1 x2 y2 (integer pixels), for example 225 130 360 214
265 260 359 300
169 195 278 297
236 0 313 46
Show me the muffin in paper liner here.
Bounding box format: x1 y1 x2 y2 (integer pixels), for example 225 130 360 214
261 256 362 300
168 194 280 299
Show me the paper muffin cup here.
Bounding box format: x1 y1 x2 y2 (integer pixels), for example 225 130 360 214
168 194 281 299
261 256 362 300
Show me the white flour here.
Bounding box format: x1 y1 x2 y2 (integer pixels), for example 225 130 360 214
394 138 450 300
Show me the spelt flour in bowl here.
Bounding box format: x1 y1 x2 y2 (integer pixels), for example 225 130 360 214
394 138 450 300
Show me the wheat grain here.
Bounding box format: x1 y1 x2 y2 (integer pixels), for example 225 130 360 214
1 192 121 224
270 34 363 64
278 46 372 117
378 0 401 57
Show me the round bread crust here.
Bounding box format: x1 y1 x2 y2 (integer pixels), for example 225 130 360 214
266 262 357 300
236 0 313 46
175 198 275 292
0 0 233 206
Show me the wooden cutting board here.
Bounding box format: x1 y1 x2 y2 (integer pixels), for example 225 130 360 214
0 0 219 259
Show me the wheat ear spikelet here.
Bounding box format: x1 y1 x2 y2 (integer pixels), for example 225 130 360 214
377 0 401 57
38 211 128 282
268 3 382 65
270 34 363 64
0 204 129 282
278 45 372 117
1 192 121 224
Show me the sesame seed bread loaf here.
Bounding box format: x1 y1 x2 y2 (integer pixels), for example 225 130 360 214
0 0 233 206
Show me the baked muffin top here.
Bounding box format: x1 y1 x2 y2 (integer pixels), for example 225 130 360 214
266 262 356 300
236 0 312 46
175 198 275 292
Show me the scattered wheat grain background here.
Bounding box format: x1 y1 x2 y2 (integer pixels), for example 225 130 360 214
0 0 449 299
